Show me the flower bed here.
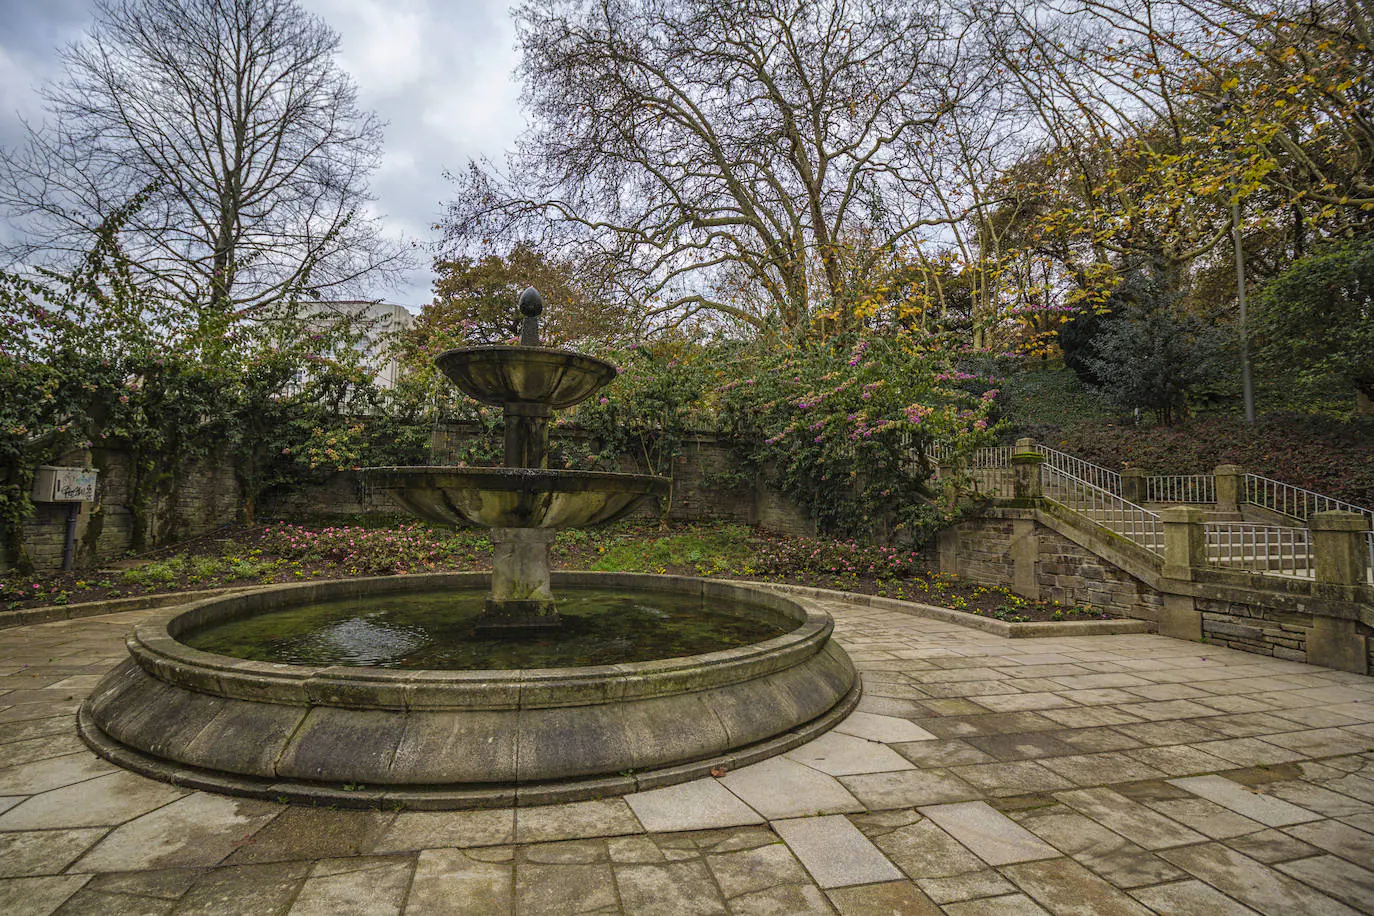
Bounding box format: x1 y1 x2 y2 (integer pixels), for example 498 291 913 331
1 521 1117 624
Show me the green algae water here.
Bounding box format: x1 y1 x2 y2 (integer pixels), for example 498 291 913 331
183 588 791 669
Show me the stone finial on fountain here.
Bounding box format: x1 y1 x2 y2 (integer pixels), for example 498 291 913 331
519 286 543 347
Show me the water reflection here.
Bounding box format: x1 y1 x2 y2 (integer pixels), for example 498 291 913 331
185 588 790 670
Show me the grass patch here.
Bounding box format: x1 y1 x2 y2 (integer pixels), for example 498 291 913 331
587 525 756 575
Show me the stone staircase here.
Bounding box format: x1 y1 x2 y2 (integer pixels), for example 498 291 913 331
937 441 1370 584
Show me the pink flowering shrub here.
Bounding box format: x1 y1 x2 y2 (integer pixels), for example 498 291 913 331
716 334 999 540
259 523 489 575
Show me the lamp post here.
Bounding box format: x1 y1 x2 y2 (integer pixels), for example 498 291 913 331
1220 96 1256 424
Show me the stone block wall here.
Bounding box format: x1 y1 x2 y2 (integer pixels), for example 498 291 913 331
8 423 816 571
264 428 815 536
948 515 1162 624
1034 526 1164 625
260 471 405 522
951 519 1017 586
6 449 242 572
1197 599 1310 661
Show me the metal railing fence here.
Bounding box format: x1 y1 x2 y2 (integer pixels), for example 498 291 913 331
1146 475 1217 504
930 442 1372 581
1205 523 1314 579
1245 474 1374 527
1367 531 1374 586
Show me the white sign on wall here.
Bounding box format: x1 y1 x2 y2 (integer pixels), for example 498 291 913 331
32 466 99 502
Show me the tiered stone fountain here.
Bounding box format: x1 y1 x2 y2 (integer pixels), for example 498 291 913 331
367 288 668 632
79 291 858 808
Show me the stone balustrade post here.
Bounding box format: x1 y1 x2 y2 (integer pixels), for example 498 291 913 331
1214 465 1244 511
1161 506 1207 581
1307 511 1371 674
1011 438 1044 503
1310 511 1370 587
936 459 960 509
1121 468 1147 505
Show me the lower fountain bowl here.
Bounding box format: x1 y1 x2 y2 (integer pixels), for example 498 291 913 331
79 572 859 809
365 467 671 530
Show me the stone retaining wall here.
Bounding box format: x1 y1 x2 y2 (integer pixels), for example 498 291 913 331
6 449 242 573
945 518 1017 585
8 427 811 571
1034 525 1165 625
262 429 813 536
1197 598 1310 661
942 505 1372 674
945 514 1164 625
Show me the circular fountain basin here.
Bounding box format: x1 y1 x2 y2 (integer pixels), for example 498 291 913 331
437 346 616 408
366 467 670 529
79 573 859 809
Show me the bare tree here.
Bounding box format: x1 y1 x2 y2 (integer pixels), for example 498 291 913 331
0 0 408 344
445 0 993 336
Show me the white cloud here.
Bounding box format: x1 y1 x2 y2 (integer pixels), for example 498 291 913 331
299 0 526 307
304 0 427 94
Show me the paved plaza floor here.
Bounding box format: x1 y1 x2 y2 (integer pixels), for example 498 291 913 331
1 591 1373 914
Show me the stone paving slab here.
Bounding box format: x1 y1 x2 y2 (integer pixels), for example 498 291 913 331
772 814 905 888
1002 857 1157 915
1168 775 1323 827
1161 842 1364 915
1129 878 1260 914
918 802 1058 866
624 778 764 833
715 756 863 820
826 879 943 914
288 856 414 916
0 591 1373 913
833 711 939 744
785 729 919 776
1054 786 1207 849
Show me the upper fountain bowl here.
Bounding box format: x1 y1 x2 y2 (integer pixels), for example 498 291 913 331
437 346 617 408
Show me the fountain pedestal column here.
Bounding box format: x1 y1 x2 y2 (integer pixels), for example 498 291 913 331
504 402 552 468
481 527 559 631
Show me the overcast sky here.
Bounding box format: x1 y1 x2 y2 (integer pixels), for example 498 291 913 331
0 0 526 312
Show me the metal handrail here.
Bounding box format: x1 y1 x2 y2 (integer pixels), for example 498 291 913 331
1035 445 1123 495
1041 462 1163 554
1146 474 1217 504
1245 474 1373 527
930 444 1015 496
934 443 1123 492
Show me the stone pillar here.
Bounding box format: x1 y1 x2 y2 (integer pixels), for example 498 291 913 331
1011 438 1044 503
938 526 960 576
1010 518 1040 600
1214 465 1244 511
1159 507 1207 641
935 459 960 509
1162 506 1207 581
481 527 559 631
1159 594 1203 641
1310 511 1370 586
1121 468 1147 505
1309 616 1368 674
1306 511 1370 674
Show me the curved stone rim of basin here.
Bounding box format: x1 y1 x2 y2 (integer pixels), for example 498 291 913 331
363 467 670 529
435 346 617 407
78 572 860 809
